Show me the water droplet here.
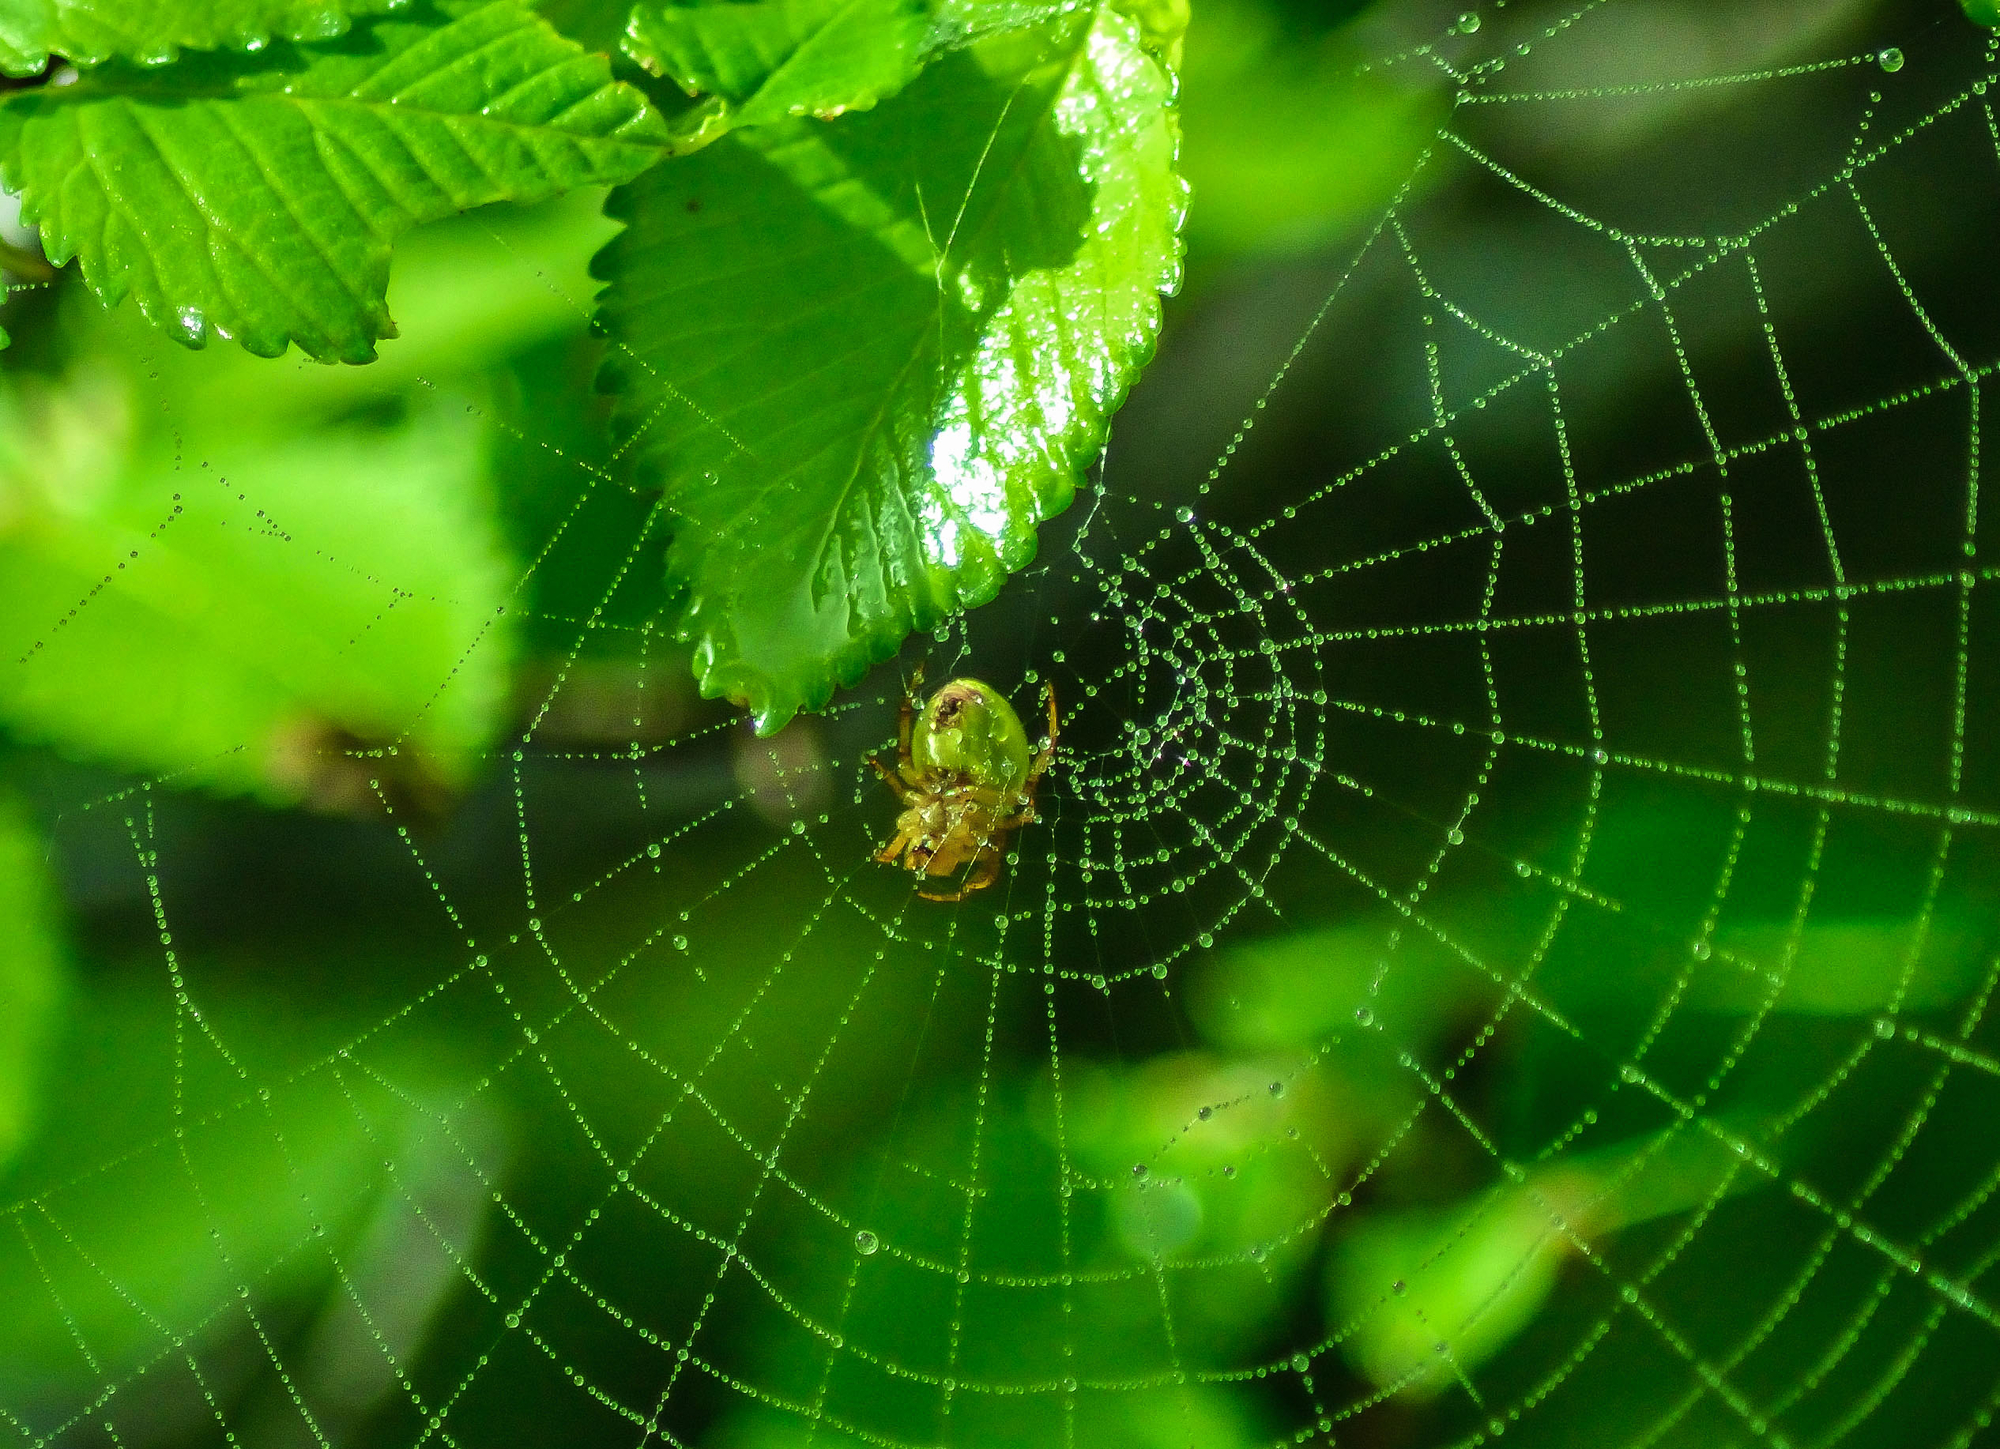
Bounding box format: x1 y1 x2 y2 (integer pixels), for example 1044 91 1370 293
673 935 688 952
1291 1353 1310 1372
1691 938 1711 961
1176 506 1194 524
1446 828 1465 846
1877 47 1904 73
1355 1005 1374 1026
1590 747 1610 766
1458 10 1481 32
1874 1015 1897 1039
1132 1163 1148 1179
1268 1080 1285 1098
854 1229 879 1255
646 842 662 858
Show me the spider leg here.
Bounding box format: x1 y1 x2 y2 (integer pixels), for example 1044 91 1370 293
874 822 920 866
870 755 915 802
899 663 925 759
1025 682 1059 787
919 845 1001 902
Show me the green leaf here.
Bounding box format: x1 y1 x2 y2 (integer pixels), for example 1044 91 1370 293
0 793 64 1175
624 0 932 147
0 0 406 76
0 969 498 1403
1177 0 1446 259
1330 1131 1759 1397
594 3 1184 731
0 0 669 362
0 369 515 803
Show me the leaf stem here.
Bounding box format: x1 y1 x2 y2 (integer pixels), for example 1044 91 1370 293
0 239 55 282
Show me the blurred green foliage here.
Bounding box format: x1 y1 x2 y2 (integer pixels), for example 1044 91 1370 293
2 1 1997 1447
0 792 62 1172
1178 0 1443 259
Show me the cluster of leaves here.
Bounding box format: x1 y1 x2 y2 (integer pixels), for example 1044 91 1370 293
0 0 1188 732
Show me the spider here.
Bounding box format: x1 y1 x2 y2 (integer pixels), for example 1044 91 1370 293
870 671 1058 901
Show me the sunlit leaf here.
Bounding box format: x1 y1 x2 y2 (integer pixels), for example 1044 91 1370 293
594 2 1184 731
0 0 667 361
0 370 514 803
0 0 409 75
624 0 931 149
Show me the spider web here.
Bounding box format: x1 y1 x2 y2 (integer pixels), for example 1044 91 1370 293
5 1 2000 1447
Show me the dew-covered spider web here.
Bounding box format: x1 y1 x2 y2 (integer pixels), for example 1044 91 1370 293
7 1 2000 1448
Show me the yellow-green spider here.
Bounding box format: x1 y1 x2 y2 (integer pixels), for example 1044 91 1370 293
871 671 1058 901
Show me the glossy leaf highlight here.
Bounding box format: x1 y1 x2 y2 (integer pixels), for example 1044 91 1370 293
595 3 1184 730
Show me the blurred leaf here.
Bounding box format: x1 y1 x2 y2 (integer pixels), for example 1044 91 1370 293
1177 0 1443 259
0 370 514 803
1335 1181 1574 1398
0 973 500 1412
594 3 1184 731
1059 1052 1350 1349
1331 1128 1758 1397
697 1077 1277 1447
1694 918 1987 1017
0 792 64 1173
0 0 667 362
1965 0 2000 28
624 0 932 149
0 0 406 74
1188 921 1482 1055
713 1383 1266 1449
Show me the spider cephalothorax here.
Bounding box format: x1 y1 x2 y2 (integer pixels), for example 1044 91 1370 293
871 673 1058 901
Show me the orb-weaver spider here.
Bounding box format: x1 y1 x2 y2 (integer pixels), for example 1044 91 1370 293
870 671 1058 901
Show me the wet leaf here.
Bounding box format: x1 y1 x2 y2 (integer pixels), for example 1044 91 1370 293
0 0 667 361
594 2 1184 731
0 0 408 74
624 0 932 148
